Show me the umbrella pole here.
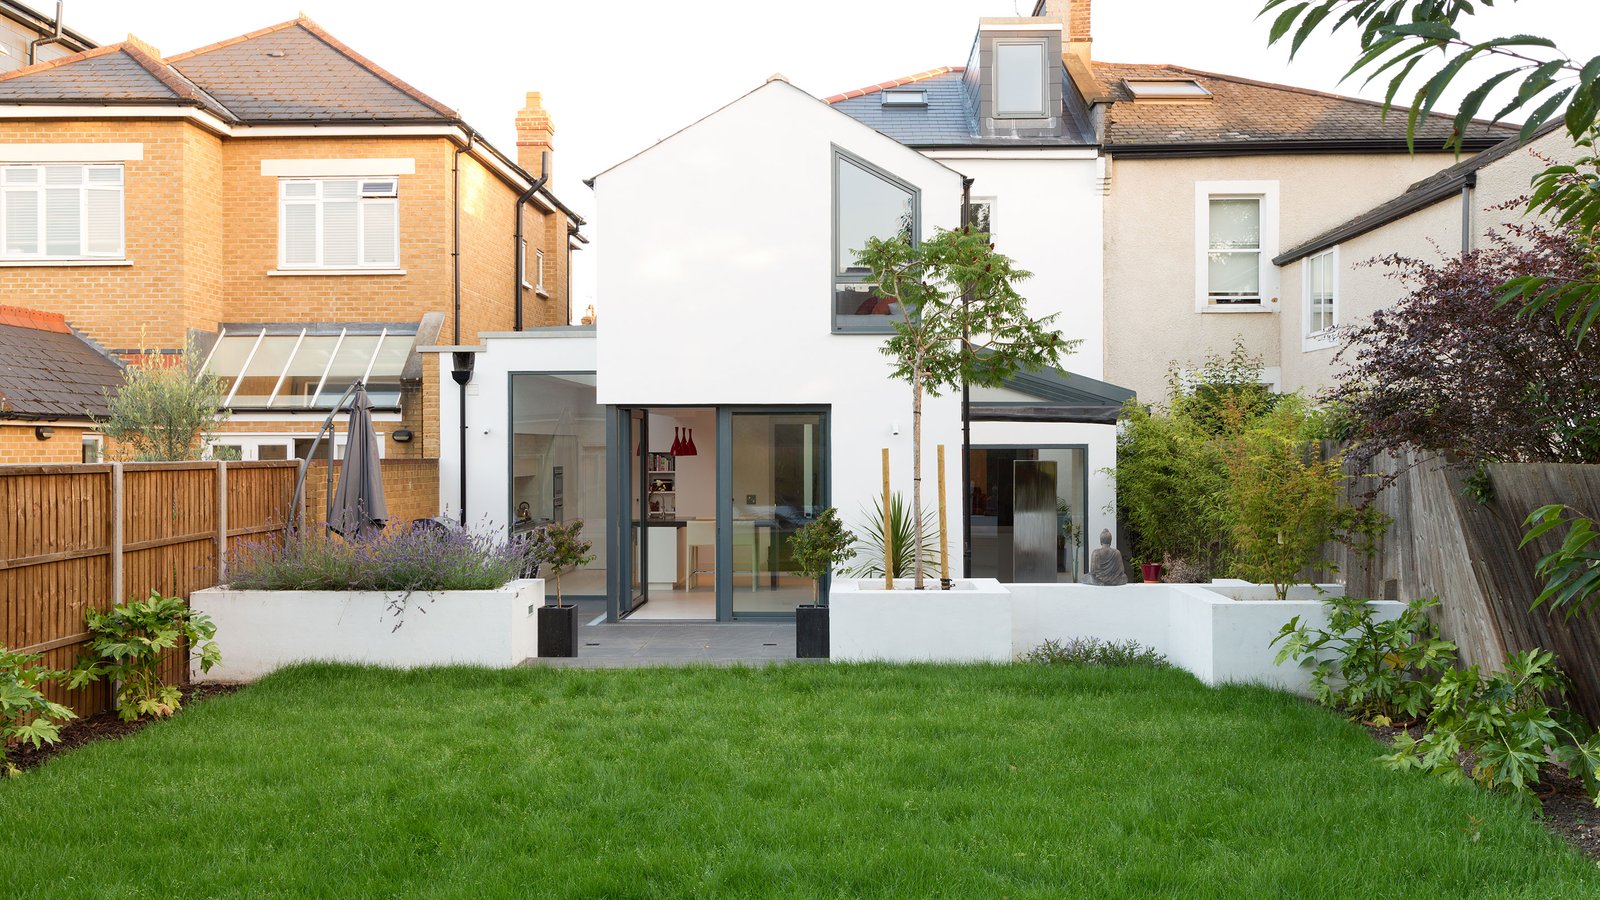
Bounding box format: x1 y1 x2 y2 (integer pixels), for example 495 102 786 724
288 381 363 536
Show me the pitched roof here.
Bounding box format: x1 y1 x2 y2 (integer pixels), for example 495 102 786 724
0 306 123 422
166 18 456 123
1274 120 1568 265
0 16 454 124
821 66 964 104
828 68 1096 148
1093 62 1517 154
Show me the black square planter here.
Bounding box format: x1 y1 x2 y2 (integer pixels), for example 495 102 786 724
796 604 829 659
538 603 579 658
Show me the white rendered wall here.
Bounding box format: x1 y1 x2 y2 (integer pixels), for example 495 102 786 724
593 80 967 565
431 330 599 533
924 150 1106 380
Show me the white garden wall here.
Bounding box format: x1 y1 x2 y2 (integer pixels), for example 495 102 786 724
191 579 544 681
832 579 1402 695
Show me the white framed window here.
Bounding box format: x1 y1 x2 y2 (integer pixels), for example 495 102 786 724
278 177 399 270
204 436 295 462
1 163 124 261
535 248 546 294
1194 181 1279 313
1303 248 1338 349
520 238 532 289
81 434 104 464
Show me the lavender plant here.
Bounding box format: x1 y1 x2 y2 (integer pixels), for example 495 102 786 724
229 524 530 594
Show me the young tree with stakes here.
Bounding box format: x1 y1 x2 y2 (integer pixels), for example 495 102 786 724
856 226 1075 590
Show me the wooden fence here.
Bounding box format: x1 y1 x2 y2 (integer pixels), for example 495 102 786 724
1336 451 1600 726
1 460 297 716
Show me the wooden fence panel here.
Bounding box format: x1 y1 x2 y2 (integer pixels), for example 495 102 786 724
0 460 298 717
1336 450 1600 725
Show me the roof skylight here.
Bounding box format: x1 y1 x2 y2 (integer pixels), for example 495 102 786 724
881 90 928 108
1124 79 1212 101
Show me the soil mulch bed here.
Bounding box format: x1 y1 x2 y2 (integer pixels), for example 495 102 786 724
1367 721 1600 861
7 684 241 776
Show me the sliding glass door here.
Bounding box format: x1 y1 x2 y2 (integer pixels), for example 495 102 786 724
720 410 828 619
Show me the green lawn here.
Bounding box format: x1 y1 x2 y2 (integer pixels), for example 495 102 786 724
3 663 1597 898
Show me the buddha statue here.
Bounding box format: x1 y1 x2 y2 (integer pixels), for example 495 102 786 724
1084 529 1129 586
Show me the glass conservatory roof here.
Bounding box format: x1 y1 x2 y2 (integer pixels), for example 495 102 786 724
201 322 417 410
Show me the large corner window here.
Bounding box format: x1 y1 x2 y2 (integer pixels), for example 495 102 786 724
202 323 416 410
1304 248 1338 348
994 40 1048 118
278 177 399 270
1196 182 1278 312
1 164 124 260
833 149 918 333
510 373 607 598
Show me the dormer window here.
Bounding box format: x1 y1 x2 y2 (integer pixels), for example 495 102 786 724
1125 79 1212 101
881 90 927 108
994 40 1048 118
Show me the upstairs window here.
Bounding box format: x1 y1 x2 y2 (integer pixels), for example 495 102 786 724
1304 248 1338 346
535 248 547 293
1206 197 1262 305
833 149 918 333
994 40 1048 118
279 177 398 270
1 164 124 261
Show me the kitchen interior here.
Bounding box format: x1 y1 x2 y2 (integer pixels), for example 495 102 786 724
629 408 822 620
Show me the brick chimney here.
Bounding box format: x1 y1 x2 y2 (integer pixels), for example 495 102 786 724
514 92 555 178
1032 0 1091 67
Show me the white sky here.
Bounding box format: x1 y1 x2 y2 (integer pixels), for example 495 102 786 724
56 0 1600 317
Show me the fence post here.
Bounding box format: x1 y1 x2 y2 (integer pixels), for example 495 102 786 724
108 461 124 713
215 459 227 585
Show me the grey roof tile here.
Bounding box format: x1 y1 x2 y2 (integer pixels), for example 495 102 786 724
0 309 122 421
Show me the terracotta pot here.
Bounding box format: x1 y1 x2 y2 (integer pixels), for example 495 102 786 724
1141 562 1163 584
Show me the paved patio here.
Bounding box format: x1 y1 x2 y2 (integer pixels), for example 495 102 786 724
524 620 804 667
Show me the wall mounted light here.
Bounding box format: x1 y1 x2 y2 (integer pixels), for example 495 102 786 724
391 429 414 443
34 426 54 441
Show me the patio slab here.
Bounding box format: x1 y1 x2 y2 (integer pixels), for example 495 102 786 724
523 621 805 668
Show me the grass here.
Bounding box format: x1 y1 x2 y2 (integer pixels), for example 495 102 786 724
3 663 1598 898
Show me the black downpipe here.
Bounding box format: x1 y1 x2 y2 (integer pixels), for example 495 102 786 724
960 176 975 579
513 150 551 331
454 132 474 525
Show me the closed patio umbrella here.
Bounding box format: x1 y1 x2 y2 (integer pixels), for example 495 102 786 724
328 383 388 539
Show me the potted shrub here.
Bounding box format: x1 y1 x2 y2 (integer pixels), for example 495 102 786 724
526 520 594 658
790 509 857 658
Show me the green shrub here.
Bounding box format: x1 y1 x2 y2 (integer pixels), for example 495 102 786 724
1021 638 1169 669
847 492 939 580
229 526 530 594
0 646 76 776
1111 399 1232 574
1382 649 1600 804
523 520 595 605
69 591 219 722
789 509 857 605
1272 596 1457 723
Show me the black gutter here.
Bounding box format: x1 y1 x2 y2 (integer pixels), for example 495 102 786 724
513 150 551 331
960 175 974 581
1103 135 1509 159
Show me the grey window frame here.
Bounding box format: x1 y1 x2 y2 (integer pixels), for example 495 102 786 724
992 39 1050 119
830 145 920 335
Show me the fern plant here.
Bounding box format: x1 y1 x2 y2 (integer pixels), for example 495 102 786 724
1 646 76 777
846 491 939 581
69 591 220 722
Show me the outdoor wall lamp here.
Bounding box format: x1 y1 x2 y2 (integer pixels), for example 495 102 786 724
34 426 53 441
451 351 475 386
391 429 413 443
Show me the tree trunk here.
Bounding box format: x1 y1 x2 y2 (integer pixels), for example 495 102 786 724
913 367 925 590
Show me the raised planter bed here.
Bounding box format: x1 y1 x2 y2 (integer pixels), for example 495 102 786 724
189 579 543 681
829 578 1012 663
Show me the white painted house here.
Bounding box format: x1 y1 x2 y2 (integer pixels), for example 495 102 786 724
431 19 1127 622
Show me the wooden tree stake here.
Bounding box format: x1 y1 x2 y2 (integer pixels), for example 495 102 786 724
937 444 950 589
882 448 892 591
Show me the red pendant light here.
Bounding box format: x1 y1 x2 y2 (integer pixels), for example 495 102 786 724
670 427 683 456
682 428 698 457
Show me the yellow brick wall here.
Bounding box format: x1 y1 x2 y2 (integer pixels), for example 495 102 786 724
0 423 92 464
180 125 227 337
303 457 440 529
0 120 201 352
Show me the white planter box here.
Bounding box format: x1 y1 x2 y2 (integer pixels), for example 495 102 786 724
189 579 544 681
830 578 1012 663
